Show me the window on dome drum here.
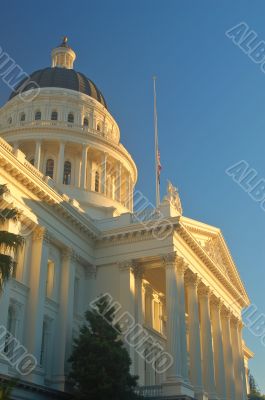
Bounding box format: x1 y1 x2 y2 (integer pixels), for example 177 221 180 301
8 117 12 124
35 111 41 120
83 117 89 126
20 113 25 122
68 113 74 123
63 161 71 185
51 111 58 121
45 159 54 179
95 171 100 192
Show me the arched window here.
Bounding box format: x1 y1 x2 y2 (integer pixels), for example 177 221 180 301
8 117 12 124
96 123 101 131
63 161 71 185
51 111 58 121
45 159 54 179
95 171 99 192
68 113 74 123
35 111 41 120
83 117 89 126
20 113 25 122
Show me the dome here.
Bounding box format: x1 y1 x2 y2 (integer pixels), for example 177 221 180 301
9 67 108 109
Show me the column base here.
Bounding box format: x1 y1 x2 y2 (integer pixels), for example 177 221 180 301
207 393 218 400
162 377 194 398
194 391 208 400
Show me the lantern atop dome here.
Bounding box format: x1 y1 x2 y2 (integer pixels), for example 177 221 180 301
51 36 76 69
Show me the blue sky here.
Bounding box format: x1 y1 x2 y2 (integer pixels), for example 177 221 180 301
0 0 265 392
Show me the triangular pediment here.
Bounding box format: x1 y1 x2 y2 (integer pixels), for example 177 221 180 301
180 216 249 303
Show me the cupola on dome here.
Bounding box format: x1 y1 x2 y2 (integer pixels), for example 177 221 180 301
9 37 107 109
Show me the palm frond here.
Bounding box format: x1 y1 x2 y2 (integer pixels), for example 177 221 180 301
0 208 20 223
0 184 9 198
0 254 13 292
0 231 24 251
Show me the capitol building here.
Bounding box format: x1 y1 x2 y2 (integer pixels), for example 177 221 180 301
0 39 253 400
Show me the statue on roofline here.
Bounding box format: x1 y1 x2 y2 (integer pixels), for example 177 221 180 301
165 180 183 215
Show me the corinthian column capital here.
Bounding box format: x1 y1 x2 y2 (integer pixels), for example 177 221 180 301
132 261 144 279
163 251 178 265
220 305 232 320
210 295 223 310
185 270 201 288
32 226 49 243
198 284 211 298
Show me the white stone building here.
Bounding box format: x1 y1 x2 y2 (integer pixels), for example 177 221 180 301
0 38 253 400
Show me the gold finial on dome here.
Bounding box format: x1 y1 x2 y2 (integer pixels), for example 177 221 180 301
62 36 68 46
51 36 76 69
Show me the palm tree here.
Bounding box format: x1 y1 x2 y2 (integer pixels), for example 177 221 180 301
0 184 24 292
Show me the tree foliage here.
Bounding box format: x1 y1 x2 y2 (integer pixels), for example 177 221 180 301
69 295 140 400
0 184 24 292
0 379 17 400
248 374 265 400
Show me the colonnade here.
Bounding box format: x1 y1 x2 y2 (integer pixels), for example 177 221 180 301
23 140 133 210
133 253 247 400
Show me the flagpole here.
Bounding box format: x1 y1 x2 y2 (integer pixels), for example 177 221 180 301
153 76 160 208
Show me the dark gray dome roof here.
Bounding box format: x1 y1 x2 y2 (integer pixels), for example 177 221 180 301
9 67 107 108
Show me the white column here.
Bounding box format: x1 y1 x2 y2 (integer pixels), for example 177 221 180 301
165 252 182 380
177 259 189 383
198 286 217 399
133 263 145 385
119 262 136 374
24 227 49 383
116 162 122 202
13 141 19 151
101 152 107 195
80 145 88 189
238 321 248 400
34 140 42 170
210 297 226 400
56 142 65 184
162 252 193 398
185 271 204 396
221 308 236 400
53 248 75 390
231 318 247 400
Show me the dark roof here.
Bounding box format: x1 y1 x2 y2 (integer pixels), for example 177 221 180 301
9 67 107 108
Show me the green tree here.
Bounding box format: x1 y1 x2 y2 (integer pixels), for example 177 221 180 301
248 374 265 400
69 295 140 400
0 379 17 400
0 184 24 292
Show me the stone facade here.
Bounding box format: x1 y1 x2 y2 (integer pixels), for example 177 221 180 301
0 40 253 400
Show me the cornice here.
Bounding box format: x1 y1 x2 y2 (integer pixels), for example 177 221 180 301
0 137 99 240
96 218 179 246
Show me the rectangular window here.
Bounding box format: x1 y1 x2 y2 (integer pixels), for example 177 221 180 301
153 301 161 332
46 260 55 298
